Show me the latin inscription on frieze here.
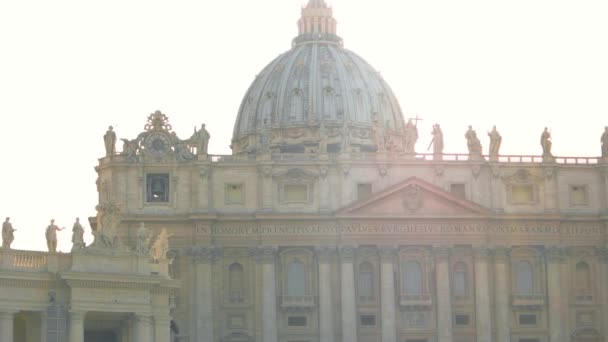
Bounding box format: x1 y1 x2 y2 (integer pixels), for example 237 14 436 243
199 223 602 237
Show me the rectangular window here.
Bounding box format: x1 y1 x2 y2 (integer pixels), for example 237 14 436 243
405 339 428 342
225 184 244 204
450 183 466 199
284 184 309 203
357 183 373 200
454 314 470 326
360 315 376 326
146 173 170 203
519 314 537 326
519 339 540 342
287 316 307 327
511 185 534 204
570 185 589 206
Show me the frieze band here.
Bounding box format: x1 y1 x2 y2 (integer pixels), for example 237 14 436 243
195 222 603 237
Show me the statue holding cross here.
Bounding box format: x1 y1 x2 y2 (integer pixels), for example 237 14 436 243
403 114 421 154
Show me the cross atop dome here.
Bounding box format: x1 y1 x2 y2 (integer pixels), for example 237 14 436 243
294 0 342 46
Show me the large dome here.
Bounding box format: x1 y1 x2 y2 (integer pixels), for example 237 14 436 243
232 0 407 155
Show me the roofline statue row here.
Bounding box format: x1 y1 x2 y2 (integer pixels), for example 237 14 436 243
103 111 608 163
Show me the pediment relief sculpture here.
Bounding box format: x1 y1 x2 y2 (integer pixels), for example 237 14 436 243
337 177 491 217
502 169 544 186
272 168 319 181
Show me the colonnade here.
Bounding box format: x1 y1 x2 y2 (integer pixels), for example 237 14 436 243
188 244 608 342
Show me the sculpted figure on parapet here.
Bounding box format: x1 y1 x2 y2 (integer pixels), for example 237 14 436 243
120 138 139 162
488 125 502 159
2 217 16 249
150 228 172 261
71 217 85 251
403 118 418 154
103 126 117 157
601 126 608 158
45 219 65 253
191 123 211 156
540 127 553 157
428 124 444 157
91 201 121 249
465 125 483 158
136 223 151 254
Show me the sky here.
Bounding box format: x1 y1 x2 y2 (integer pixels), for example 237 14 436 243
0 0 607 252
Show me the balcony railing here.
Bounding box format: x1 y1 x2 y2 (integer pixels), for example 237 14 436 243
511 293 545 308
572 290 594 304
280 295 315 309
399 293 433 309
0 249 61 271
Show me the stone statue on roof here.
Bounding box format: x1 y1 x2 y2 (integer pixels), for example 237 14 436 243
136 222 151 254
403 118 419 154
488 126 502 160
465 125 483 159
45 219 65 253
601 126 608 158
192 124 211 156
428 124 444 159
150 228 172 261
540 127 553 161
71 218 85 251
103 126 116 157
2 217 16 249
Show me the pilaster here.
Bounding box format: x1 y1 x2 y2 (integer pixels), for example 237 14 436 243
339 245 357 342
493 246 511 342
434 246 452 342
257 246 278 342
379 246 397 342
188 246 220 342
596 246 608 342
473 247 492 342
315 246 336 342
153 315 172 342
545 246 566 342
68 311 86 342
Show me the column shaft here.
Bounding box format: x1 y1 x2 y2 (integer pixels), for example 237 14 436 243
599 248 608 342
134 315 152 342
260 246 278 342
435 247 453 342
0 311 15 342
317 247 335 342
340 246 357 342
547 247 565 342
68 311 85 342
190 246 217 342
380 247 397 342
474 248 492 342
494 248 511 342
40 311 47 342
153 316 171 342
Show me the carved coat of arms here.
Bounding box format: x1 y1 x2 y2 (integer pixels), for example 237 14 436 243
402 185 422 213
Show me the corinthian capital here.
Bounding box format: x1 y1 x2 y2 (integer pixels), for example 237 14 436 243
379 245 398 261
544 245 567 263
256 245 277 264
433 245 451 262
339 245 356 262
314 246 336 263
473 246 492 261
187 245 220 264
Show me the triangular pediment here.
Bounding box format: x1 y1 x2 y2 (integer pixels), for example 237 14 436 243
336 177 492 218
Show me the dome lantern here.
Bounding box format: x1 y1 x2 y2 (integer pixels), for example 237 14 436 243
294 0 341 46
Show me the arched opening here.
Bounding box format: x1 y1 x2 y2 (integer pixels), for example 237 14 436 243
404 260 423 295
286 260 306 296
575 261 591 291
516 260 534 294
229 263 245 302
453 262 468 298
358 262 374 301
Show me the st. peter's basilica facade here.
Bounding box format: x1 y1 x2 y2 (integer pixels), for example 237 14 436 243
1 1 608 342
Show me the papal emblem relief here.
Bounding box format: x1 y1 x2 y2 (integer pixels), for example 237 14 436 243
402 184 422 213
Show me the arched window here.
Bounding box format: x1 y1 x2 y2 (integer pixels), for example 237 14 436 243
228 263 244 300
404 261 423 295
453 262 468 298
358 262 374 301
575 261 591 291
286 260 306 296
516 260 534 294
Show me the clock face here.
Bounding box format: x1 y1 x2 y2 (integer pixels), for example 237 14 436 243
145 133 171 156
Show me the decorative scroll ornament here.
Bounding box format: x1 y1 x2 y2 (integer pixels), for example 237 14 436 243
145 110 172 131
90 200 122 250
402 184 422 213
